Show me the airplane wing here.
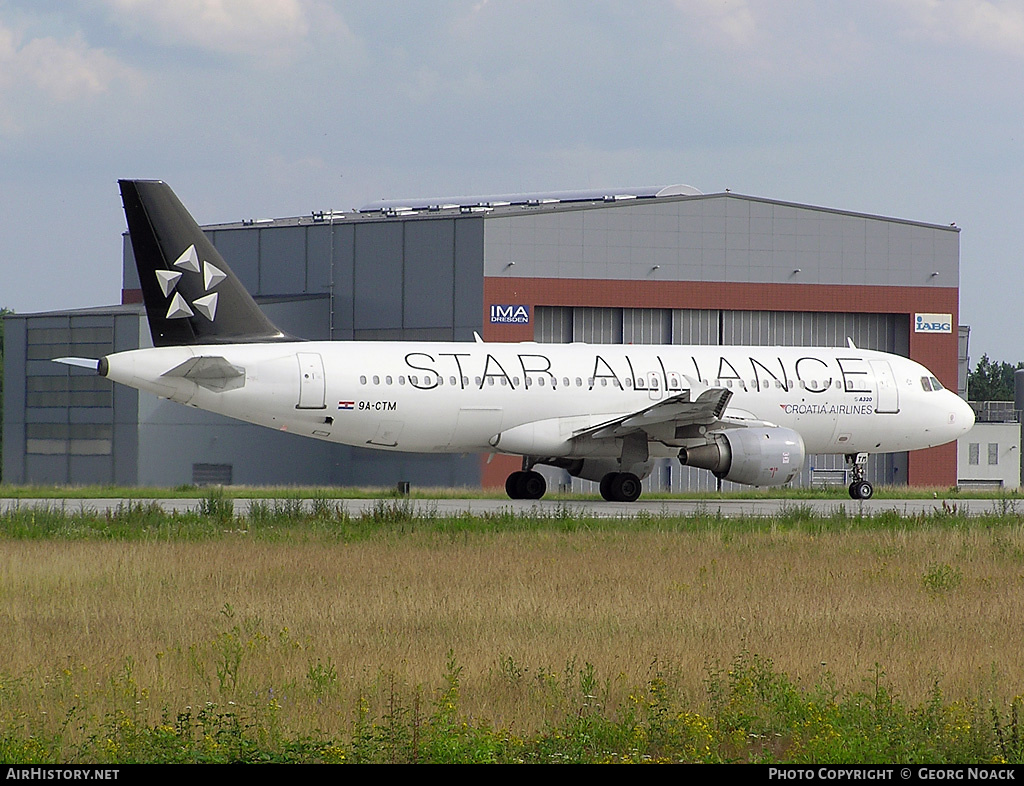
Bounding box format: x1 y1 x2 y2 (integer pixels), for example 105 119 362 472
579 387 731 440
570 385 779 445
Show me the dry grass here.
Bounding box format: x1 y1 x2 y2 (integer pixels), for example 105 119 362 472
3 524 1024 738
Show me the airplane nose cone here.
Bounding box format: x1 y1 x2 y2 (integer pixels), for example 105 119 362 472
948 393 975 437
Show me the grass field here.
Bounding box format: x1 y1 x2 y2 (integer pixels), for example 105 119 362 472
1 494 1023 763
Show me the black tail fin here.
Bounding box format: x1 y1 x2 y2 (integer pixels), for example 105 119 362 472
119 179 290 346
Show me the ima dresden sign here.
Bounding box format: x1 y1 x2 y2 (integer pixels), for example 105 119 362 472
914 313 952 333
490 304 530 324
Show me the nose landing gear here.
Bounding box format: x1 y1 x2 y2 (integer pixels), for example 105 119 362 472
846 453 873 499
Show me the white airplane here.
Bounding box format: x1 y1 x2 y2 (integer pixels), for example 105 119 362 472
57 180 975 501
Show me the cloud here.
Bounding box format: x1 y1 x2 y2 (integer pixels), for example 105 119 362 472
0 24 130 100
0 20 139 134
687 0 759 47
101 0 314 58
894 0 1024 56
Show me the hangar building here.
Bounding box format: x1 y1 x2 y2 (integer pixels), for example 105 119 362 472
2 184 962 491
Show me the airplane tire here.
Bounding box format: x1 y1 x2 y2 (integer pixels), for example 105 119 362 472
849 481 874 500
505 471 525 499
520 470 547 500
611 472 643 503
599 473 643 502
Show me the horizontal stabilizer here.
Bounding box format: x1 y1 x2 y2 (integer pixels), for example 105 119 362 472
52 357 100 371
161 356 245 392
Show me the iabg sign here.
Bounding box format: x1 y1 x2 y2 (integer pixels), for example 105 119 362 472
914 313 952 333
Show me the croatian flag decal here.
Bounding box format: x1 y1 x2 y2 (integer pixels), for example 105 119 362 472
338 401 354 410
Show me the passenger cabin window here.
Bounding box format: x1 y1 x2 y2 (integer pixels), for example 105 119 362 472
359 375 367 385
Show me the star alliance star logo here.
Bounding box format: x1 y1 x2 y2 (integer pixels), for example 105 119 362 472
157 244 226 321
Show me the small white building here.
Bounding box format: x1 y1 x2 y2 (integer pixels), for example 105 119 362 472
958 420 1021 489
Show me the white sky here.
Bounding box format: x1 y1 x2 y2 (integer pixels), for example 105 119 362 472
0 0 1020 363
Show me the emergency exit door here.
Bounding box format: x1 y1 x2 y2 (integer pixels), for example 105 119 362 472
296 352 326 409
870 360 900 414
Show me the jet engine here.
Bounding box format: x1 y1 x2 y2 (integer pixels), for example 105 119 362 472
679 427 805 486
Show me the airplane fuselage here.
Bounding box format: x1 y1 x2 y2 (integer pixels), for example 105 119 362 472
100 339 973 459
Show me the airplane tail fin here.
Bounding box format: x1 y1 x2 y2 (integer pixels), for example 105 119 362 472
119 179 290 346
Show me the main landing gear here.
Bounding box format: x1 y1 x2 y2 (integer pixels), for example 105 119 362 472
505 470 546 500
846 453 873 500
599 472 642 502
504 467 644 502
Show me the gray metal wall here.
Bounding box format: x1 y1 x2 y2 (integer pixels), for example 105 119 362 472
533 305 906 493
123 215 485 342
483 193 959 288
3 310 140 485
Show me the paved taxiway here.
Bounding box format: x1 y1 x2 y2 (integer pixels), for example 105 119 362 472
0 496 1003 518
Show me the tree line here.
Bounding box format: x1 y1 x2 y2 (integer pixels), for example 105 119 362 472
967 354 1024 402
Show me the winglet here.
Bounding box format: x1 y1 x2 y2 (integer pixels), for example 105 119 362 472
847 337 857 349
473 331 484 343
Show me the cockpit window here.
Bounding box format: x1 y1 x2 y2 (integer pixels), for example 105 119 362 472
920 377 933 391
930 376 943 391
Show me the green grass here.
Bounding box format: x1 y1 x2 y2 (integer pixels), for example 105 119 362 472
0 491 1021 543
1 649 1019 763
0 482 1020 501
0 491 1020 543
